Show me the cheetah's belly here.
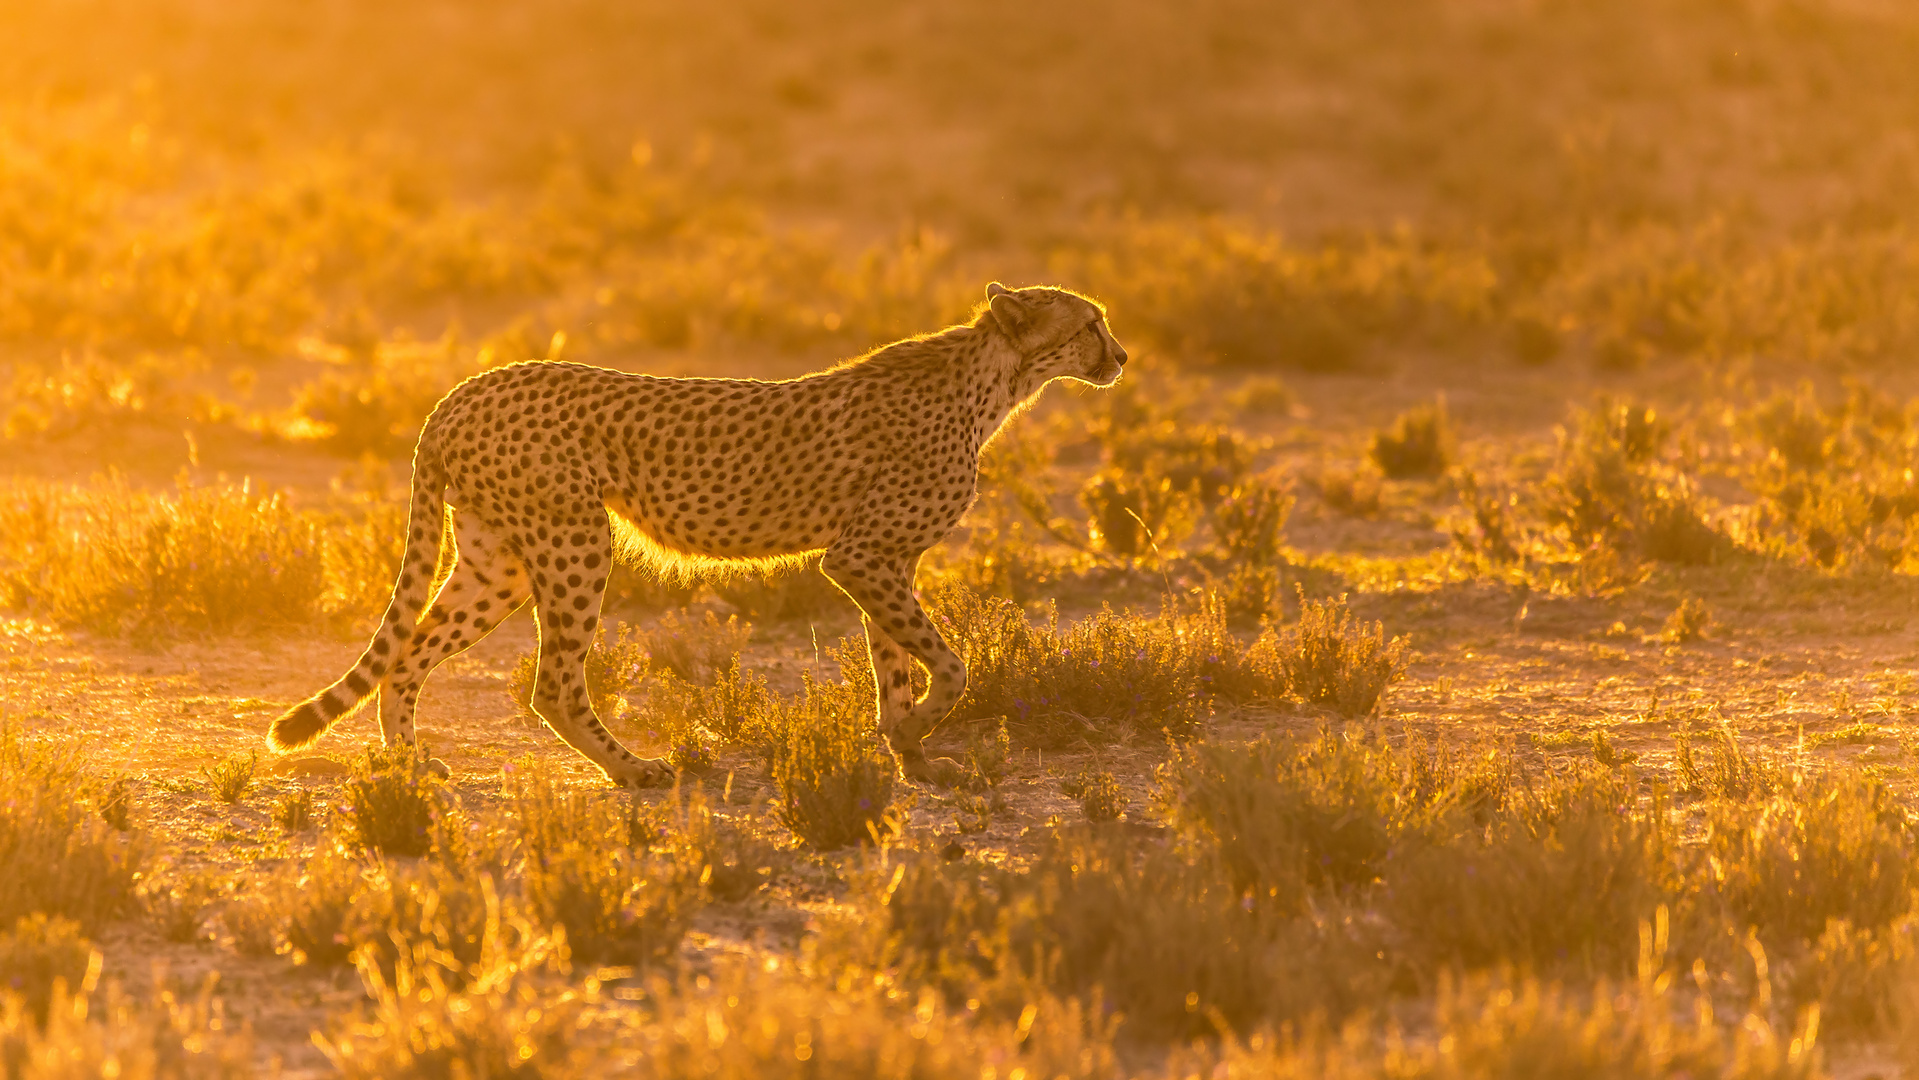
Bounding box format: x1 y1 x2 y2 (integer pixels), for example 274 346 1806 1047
604 454 866 562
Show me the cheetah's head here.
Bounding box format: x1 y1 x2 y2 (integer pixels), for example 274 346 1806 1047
982 282 1127 392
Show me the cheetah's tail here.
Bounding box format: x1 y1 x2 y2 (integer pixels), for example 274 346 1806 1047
268 445 449 754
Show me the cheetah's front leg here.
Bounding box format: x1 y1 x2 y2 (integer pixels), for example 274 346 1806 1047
823 546 967 786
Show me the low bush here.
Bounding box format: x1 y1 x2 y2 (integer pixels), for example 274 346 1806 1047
844 828 1382 1039
0 725 146 929
1663 596 1711 643
1543 400 1725 567
198 751 257 804
0 914 95 1024
272 788 316 832
316 886 584 1080
1209 478 1294 567
773 688 900 849
1079 471 1200 563
0 974 252 1080
1699 775 1917 947
1738 384 1919 571
709 555 854 623
634 608 753 684
1370 399 1453 479
1262 592 1408 718
142 864 221 944
336 742 454 858
1674 721 1786 800
623 964 1116 1080
0 479 328 636
506 623 651 726
1183 957 1822 1080
507 765 704 965
642 658 781 748
0 479 407 634
1067 218 1496 371
932 584 1261 746
1060 769 1127 823
1315 463 1384 517
1380 768 1662 976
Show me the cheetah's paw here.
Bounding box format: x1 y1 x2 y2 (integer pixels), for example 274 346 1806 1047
901 754 965 788
615 758 678 790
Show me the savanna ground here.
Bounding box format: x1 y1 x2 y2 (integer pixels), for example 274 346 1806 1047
6 1 1919 1076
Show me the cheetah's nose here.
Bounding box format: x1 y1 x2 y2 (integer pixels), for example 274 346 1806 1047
1113 344 1128 367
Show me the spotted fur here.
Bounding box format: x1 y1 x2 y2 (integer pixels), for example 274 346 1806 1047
269 283 1127 787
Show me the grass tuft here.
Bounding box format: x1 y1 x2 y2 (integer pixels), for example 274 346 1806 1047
198 751 257 804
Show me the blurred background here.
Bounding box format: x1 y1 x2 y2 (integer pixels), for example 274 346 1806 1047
3 0 1918 482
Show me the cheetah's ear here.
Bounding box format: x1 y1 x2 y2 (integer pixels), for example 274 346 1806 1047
987 285 1039 348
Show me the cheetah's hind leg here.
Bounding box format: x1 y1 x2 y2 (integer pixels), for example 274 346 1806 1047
379 509 531 777
519 512 675 789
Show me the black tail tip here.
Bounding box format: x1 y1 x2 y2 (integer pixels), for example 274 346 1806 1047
268 702 328 753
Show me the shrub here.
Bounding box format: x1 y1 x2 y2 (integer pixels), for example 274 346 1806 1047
643 658 781 748
1380 768 1662 975
0 725 146 929
1674 720 1785 800
1542 400 1724 567
1738 384 1919 571
337 742 452 858
1097 422 1261 507
1155 732 1425 901
508 766 704 965
1450 471 1526 564
1185 959 1821 1080
1060 769 1127 823
1700 775 1916 946
96 776 134 832
1210 478 1294 566
964 720 1013 791
288 332 479 457
0 914 95 1024
846 828 1380 1039
506 623 650 724
1263 591 1408 717
1078 471 1199 562
1315 463 1383 517
198 751 257 804
1663 596 1710 644
707 553 855 624
1370 399 1453 479
0 975 252 1079
277 843 368 967
142 864 221 944
1068 218 1495 370
634 608 753 684
316 887 584 1080
272 788 316 832
621 964 1116 1080
773 688 900 850
0 479 331 636
932 584 1247 746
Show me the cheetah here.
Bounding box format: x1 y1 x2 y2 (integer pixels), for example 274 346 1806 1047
269 282 1127 787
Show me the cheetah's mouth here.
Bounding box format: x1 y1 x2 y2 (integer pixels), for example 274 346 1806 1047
1090 358 1125 386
